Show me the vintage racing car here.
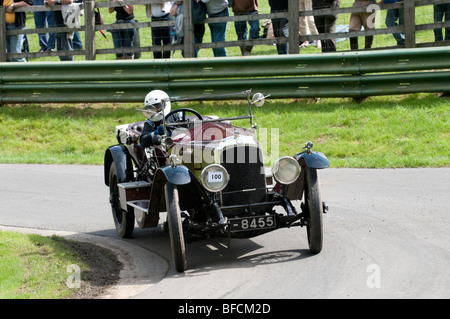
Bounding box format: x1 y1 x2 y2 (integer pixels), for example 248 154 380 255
104 90 329 272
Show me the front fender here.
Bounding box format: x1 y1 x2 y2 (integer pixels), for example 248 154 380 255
104 144 134 186
146 165 194 223
295 151 330 169
155 165 191 185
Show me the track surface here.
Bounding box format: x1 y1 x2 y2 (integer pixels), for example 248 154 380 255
1 164 449 298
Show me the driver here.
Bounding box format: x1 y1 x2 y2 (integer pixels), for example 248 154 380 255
139 90 174 147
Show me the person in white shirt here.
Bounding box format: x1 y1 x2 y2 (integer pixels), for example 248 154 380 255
147 1 174 59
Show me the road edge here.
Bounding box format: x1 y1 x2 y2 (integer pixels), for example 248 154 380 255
0 225 168 299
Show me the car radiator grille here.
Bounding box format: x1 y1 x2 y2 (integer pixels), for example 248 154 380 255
220 145 267 209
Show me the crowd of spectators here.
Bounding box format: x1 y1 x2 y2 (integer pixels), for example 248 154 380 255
2 0 450 62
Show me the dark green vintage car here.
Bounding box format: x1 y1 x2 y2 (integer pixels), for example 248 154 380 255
104 90 329 272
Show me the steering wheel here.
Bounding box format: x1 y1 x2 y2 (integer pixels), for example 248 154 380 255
164 108 203 136
165 108 203 123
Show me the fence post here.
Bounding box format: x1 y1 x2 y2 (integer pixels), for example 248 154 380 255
403 0 416 48
0 6 6 62
85 0 96 60
183 0 194 58
288 0 300 54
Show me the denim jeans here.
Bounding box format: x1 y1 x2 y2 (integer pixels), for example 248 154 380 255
73 32 83 50
234 11 260 41
6 25 26 62
271 16 289 55
111 20 136 58
33 0 56 51
433 3 450 41
208 7 229 57
385 8 405 45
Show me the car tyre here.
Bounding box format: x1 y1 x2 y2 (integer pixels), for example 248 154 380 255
304 167 323 254
109 162 135 238
165 182 187 272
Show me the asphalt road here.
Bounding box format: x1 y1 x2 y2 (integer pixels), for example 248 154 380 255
1 164 449 299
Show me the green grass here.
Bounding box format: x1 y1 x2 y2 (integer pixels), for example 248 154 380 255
1 94 448 168
0 230 89 299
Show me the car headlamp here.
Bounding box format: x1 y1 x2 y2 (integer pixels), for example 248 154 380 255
272 156 301 184
200 164 230 192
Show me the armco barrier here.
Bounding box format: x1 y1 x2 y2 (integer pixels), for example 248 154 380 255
1 47 450 104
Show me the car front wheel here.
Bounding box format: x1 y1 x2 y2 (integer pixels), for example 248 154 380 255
109 162 135 238
304 167 323 254
165 182 187 272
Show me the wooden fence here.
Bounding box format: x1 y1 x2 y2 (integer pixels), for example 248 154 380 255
1 0 450 62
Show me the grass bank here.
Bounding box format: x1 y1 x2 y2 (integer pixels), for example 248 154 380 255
0 230 121 299
0 94 449 168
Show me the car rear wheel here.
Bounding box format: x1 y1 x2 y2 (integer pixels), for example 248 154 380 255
165 182 187 272
304 167 323 253
109 162 134 238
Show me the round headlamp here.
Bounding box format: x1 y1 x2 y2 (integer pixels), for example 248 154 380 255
200 164 230 192
272 156 301 184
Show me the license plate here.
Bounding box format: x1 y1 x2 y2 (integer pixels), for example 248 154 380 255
228 215 276 232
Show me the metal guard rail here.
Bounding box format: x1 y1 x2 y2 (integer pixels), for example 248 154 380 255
1 47 450 104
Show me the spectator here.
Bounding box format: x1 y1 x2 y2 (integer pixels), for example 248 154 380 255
299 0 320 48
72 0 84 50
170 1 206 57
201 0 229 57
2 0 33 62
147 1 174 59
268 0 288 55
381 0 404 46
312 0 340 52
108 0 136 59
349 0 376 50
192 0 206 57
433 2 450 42
231 0 260 56
45 0 75 61
33 0 56 53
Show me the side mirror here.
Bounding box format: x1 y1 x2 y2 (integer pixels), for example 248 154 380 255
251 92 269 107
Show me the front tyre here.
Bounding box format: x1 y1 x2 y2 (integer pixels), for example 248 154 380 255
109 162 135 238
165 182 187 272
304 167 323 254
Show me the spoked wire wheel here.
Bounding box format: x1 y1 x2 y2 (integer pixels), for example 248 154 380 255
165 182 187 272
303 167 323 253
109 162 134 238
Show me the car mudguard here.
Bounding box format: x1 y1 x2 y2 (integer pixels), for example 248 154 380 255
144 165 194 227
154 165 191 186
295 151 330 169
104 144 134 186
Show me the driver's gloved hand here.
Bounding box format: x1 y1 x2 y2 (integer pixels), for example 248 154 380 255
156 126 164 135
151 133 162 145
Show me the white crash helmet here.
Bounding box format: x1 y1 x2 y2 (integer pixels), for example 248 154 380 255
142 90 172 121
